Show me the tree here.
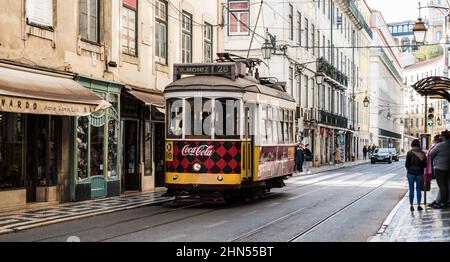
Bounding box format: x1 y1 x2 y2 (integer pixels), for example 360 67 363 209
414 45 444 62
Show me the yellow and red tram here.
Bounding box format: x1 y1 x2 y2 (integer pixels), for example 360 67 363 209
163 56 297 203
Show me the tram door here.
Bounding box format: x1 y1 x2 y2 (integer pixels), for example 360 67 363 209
242 108 253 180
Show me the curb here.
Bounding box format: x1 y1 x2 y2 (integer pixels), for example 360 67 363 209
0 198 172 236
368 192 408 242
294 161 369 177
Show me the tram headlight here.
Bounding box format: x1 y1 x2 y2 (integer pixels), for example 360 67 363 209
217 176 224 182
173 175 178 181
193 163 202 172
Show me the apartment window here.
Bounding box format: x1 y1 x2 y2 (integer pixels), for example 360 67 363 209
228 0 250 36
289 66 294 96
26 0 54 28
204 23 213 62
322 35 326 59
327 40 331 61
328 0 331 19
121 0 138 56
297 12 302 45
155 0 168 64
289 4 293 40
80 0 100 43
305 18 309 50
311 24 315 55
182 12 193 63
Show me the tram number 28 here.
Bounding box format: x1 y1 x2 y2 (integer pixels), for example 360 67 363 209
166 142 174 161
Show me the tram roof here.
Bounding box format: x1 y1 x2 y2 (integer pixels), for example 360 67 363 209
164 75 295 102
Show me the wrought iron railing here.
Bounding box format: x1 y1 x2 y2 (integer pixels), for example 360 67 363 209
317 58 349 87
344 0 373 38
319 110 348 129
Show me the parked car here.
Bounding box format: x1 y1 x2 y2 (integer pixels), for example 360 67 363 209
388 148 399 162
371 148 392 164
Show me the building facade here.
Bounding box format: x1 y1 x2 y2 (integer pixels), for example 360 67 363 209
0 0 220 209
221 0 372 166
369 10 404 151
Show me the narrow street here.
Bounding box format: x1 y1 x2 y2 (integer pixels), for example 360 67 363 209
0 161 407 242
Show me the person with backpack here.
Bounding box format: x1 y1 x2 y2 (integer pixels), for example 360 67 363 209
303 144 313 174
405 139 427 212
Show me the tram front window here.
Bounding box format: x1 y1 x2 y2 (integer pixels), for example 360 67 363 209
186 98 212 138
167 99 183 138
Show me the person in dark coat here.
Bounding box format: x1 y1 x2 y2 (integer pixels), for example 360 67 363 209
363 146 368 160
405 139 427 212
295 144 304 173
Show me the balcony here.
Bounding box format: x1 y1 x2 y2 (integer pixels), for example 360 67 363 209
317 58 349 87
340 0 373 39
319 110 348 129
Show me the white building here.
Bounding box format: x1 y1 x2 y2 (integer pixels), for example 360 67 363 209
369 10 404 151
221 0 372 166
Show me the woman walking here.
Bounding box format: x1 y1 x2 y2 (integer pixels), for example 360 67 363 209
405 139 427 212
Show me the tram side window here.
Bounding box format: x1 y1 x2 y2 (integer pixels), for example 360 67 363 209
272 107 279 144
167 99 183 138
186 97 212 138
283 110 289 144
278 108 283 144
215 98 240 139
267 105 273 144
288 111 294 143
260 104 267 144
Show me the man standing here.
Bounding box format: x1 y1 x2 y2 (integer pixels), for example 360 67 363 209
303 144 313 174
363 146 368 160
295 144 304 174
430 131 450 209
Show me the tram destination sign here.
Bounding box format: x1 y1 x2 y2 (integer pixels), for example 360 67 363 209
174 63 236 81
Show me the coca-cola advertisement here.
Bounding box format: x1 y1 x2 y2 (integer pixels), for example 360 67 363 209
166 141 241 174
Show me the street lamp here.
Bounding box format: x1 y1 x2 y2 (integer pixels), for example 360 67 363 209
261 39 273 60
413 18 428 45
363 96 370 108
316 74 324 85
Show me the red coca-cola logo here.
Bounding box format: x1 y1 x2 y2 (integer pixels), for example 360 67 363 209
181 145 215 157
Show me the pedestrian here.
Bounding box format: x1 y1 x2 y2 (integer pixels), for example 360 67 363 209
334 145 341 164
295 144 304 174
363 146 368 160
303 144 313 174
430 131 450 209
426 135 446 208
405 139 427 212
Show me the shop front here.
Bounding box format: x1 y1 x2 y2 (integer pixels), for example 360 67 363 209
72 76 122 201
121 86 165 193
0 62 109 209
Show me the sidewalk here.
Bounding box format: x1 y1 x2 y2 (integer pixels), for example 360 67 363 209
0 191 171 236
294 158 371 177
371 182 450 242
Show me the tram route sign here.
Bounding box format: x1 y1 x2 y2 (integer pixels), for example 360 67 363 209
174 63 237 81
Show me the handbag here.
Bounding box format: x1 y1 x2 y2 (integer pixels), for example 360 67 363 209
422 181 431 192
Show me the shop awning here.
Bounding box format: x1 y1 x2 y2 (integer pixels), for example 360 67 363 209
126 88 165 108
0 64 110 116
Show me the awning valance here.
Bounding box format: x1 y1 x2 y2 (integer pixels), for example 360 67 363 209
126 87 165 108
0 64 110 116
411 76 450 101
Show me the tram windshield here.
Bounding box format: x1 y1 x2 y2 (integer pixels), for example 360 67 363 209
166 97 241 139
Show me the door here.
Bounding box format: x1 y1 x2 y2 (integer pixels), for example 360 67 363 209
123 120 139 191
154 122 165 187
243 108 253 180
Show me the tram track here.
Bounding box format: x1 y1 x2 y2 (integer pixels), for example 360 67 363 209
229 165 404 242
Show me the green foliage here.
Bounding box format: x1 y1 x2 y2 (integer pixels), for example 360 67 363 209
414 45 444 62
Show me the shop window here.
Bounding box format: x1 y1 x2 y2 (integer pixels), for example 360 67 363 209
0 113 26 190
90 111 105 178
77 116 89 181
108 109 119 179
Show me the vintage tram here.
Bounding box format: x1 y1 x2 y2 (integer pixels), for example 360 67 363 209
163 54 297 203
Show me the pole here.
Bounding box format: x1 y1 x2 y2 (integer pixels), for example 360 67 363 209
352 29 356 161
246 1 264 59
424 95 428 206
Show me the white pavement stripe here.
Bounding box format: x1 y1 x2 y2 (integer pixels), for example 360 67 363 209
204 220 229 228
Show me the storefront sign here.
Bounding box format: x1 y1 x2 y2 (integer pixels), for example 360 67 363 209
0 96 96 116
